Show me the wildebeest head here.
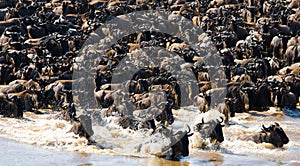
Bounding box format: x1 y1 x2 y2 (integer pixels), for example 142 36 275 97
170 125 194 160
261 122 289 148
194 117 225 143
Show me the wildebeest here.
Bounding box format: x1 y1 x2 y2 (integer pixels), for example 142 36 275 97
284 44 300 66
94 89 115 108
136 124 193 161
7 89 39 113
241 122 289 148
279 89 297 110
241 80 272 111
68 115 94 140
226 83 246 114
189 112 225 149
0 93 18 118
168 125 193 160
42 81 72 108
216 99 232 124
114 115 155 131
193 93 209 113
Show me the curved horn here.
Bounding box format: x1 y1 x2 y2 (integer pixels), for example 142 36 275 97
275 122 279 126
202 118 205 124
257 18 263 25
219 117 224 123
186 124 191 133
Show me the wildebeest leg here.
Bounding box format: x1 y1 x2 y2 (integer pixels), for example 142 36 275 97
227 100 235 117
68 103 76 119
4 103 18 118
148 119 156 132
166 109 174 125
17 108 23 118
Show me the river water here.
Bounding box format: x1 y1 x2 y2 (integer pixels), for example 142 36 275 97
0 106 300 166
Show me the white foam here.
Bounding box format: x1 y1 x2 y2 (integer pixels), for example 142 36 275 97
0 107 299 164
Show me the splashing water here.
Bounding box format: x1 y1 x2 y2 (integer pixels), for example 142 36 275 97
0 106 300 165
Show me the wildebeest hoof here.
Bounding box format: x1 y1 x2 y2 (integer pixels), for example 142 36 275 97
87 139 104 149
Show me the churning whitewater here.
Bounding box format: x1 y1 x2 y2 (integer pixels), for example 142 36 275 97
0 106 299 165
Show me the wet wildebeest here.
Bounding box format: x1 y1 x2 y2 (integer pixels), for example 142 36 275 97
216 99 232 124
138 125 193 161
52 102 77 121
168 125 194 161
154 100 175 127
241 80 272 111
241 122 289 148
68 115 94 141
7 89 39 113
190 115 225 149
0 93 19 118
195 117 225 142
193 93 209 113
115 115 155 131
226 83 246 114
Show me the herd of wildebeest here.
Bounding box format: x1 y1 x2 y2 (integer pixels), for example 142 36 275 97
0 0 299 160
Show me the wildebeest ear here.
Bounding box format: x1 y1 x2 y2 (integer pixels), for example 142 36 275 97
202 118 205 124
274 122 280 127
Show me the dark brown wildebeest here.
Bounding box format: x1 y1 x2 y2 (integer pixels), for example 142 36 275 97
242 80 272 111
145 125 193 161
284 44 300 66
7 89 39 113
168 125 193 161
94 89 115 108
42 80 73 109
279 88 297 110
27 25 46 39
216 99 231 124
193 117 225 144
226 83 246 114
0 93 18 118
243 122 289 148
